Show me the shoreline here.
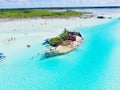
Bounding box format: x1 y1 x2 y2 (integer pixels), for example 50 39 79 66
0 17 114 51
0 10 119 23
0 16 94 23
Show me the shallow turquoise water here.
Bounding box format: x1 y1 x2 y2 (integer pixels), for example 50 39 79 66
0 19 120 90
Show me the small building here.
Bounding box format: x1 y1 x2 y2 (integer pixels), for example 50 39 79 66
68 31 82 37
68 36 76 41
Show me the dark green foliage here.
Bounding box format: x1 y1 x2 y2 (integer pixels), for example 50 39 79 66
48 37 63 47
0 10 86 18
97 16 105 19
59 29 69 40
48 29 70 46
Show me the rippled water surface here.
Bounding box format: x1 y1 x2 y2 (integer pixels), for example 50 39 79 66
0 19 120 90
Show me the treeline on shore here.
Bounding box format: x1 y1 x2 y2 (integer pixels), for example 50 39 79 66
0 9 87 19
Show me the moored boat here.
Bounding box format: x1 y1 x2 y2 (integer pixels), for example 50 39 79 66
0 53 6 61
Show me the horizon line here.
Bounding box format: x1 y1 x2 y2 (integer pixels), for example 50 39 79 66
0 6 120 10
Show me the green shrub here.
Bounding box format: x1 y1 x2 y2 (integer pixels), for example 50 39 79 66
59 29 69 40
23 10 31 13
97 16 105 19
48 37 63 47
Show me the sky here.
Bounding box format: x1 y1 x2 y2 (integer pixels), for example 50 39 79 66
0 0 120 8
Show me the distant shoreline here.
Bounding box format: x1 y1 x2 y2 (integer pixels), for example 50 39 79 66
1 6 120 10
0 10 89 19
0 17 86 23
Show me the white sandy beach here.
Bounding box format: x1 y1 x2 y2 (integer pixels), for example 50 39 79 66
0 17 114 61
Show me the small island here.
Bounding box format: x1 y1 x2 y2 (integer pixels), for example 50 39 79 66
43 29 83 58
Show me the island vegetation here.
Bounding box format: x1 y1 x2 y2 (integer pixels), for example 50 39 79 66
48 29 70 46
0 9 87 19
97 16 105 19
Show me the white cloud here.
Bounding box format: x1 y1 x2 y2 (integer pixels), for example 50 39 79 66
0 0 120 8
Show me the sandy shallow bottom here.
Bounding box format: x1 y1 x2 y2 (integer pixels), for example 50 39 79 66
0 18 112 47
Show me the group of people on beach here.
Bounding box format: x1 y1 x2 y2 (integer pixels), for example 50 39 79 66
7 29 16 42
8 37 16 42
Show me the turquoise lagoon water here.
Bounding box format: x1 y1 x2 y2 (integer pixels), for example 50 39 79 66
0 19 120 90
